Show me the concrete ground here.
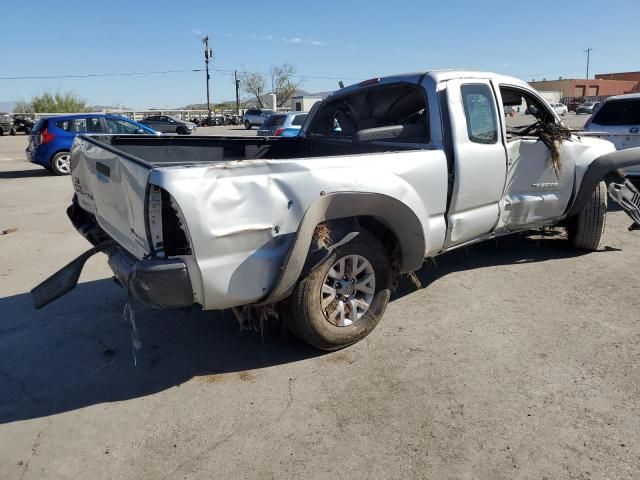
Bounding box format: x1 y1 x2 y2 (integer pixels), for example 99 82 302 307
1 125 639 480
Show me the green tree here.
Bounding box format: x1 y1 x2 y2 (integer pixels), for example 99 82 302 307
28 91 89 113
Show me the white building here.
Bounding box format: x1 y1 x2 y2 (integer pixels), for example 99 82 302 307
291 95 322 112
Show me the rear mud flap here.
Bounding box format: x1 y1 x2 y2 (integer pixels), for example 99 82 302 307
606 176 640 231
31 240 115 309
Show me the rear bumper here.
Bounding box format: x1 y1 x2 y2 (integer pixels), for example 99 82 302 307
67 196 195 309
108 249 194 308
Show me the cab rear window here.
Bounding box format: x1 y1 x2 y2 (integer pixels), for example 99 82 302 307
592 99 640 126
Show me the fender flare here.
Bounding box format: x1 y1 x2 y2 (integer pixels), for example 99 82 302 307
262 191 426 304
566 147 640 217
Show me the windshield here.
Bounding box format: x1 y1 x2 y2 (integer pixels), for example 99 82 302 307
592 99 640 126
106 118 148 134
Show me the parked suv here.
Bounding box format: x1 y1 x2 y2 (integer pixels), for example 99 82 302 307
257 112 307 136
585 93 640 175
26 114 158 175
243 108 275 129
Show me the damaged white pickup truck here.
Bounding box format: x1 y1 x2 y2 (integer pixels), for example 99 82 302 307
33 71 640 350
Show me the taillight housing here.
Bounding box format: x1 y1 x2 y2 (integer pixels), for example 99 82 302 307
274 127 285 136
40 127 55 144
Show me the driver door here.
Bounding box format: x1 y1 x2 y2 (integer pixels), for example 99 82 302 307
495 85 576 231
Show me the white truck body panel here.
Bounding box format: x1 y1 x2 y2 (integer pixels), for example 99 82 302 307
151 149 449 309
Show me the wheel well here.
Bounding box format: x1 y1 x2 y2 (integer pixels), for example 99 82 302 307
320 216 401 267
356 216 400 260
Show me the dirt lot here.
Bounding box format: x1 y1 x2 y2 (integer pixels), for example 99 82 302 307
1 127 639 480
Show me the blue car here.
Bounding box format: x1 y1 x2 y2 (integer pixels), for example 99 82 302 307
26 114 158 175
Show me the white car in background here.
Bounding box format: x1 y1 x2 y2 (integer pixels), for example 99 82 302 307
584 93 640 175
548 102 568 115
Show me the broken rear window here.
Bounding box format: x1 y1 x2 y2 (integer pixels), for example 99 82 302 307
306 82 429 143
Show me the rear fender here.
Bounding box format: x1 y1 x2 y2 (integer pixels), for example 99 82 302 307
262 192 425 304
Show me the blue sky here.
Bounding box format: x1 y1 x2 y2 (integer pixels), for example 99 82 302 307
1 0 638 108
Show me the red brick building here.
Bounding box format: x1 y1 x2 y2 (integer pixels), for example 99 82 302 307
529 78 638 98
595 71 640 92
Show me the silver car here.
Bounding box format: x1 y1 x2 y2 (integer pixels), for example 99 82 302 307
140 115 196 135
243 108 275 129
257 112 307 136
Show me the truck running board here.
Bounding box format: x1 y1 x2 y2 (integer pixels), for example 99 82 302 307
31 240 115 309
607 178 640 231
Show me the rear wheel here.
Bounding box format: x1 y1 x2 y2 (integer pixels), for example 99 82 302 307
51 151 71 176
567 181 607 251
244 120 252 130
283 230 392 350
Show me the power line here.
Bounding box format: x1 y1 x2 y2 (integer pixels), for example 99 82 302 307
0 66 363 83
0 68 203 80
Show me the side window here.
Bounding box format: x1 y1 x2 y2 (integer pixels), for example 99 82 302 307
86 117 103 132
73 118 88 133
500 86 554 137
54 120 72 132
461 84 498 144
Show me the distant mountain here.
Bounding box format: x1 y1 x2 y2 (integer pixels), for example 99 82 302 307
0 101 17 112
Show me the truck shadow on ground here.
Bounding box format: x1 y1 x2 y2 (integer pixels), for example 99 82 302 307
0 232 617 425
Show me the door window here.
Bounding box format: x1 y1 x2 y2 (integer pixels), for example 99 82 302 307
461 84 498 144
86 117 103 132
500 86 555 139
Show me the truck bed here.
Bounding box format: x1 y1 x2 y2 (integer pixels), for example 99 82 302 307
89 134 426 167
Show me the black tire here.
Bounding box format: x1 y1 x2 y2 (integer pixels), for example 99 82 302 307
244 120 252 130
176 126 188 135
50 151 71 176
567 181 607 251
284 230 392 350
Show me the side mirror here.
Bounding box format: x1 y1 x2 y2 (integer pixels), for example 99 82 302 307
135 128 145 134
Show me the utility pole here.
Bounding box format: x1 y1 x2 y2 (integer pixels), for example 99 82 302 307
583 48 593 79
234 70 240 115
202 35 213 117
